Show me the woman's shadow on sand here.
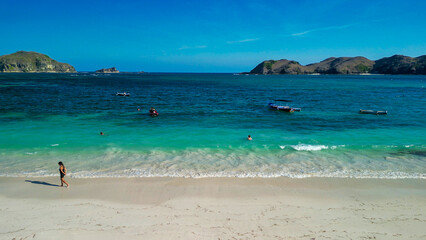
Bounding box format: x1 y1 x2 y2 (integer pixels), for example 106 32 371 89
25 180 60 187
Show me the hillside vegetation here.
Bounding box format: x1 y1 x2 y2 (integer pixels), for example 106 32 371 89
0 51 76 73
249 55 425 75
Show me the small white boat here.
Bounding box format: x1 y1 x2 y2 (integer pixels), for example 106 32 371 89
116 92 130 96
359 109 387 115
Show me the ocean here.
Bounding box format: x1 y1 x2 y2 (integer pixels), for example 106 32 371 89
0 73 425 178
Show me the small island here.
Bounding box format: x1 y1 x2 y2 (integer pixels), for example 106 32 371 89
95 67 119 73
247 55 426 75
0 51 76 73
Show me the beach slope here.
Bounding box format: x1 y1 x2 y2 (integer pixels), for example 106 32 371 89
0 177 425 239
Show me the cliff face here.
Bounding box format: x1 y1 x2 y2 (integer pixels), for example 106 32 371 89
95 67 119 73
416 56 426 74
0 51 76 73
249 55 425 75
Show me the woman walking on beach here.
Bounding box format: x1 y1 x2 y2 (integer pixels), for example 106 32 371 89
58 161 69 188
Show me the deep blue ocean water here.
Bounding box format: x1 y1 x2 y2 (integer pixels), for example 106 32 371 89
0 73 425 178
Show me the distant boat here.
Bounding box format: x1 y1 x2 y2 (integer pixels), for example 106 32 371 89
359 109 387 115
268 100 301 112
116 92 130 96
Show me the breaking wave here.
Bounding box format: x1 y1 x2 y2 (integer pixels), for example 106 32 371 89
0 145 424 179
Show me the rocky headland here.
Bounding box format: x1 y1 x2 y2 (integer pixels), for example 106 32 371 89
248 55 426 75
0 51 76 73
371 55 426 74
95 67 119 73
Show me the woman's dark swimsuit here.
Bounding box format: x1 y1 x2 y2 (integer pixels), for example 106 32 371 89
60 169 65 178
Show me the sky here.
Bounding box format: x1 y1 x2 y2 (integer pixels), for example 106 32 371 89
0 0 425 72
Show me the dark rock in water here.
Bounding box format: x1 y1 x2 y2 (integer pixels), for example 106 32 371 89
248 55 426 75
0 51 76 73
95 67 119 73
372 55 426 74
392 149 426 157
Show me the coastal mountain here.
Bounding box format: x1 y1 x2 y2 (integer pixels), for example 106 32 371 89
0 51 76 73
248 55 425 75
306 57 374 74
250 60 309 75
371 55 426 74
95 67 119 73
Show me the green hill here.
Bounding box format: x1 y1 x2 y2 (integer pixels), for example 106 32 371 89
371 55 426 74
306 57 374 74
248 55 425 75
0 51 76 73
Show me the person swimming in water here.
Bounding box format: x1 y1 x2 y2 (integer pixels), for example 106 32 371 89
58 161 69 188
149 107 159 116
247 135 252 141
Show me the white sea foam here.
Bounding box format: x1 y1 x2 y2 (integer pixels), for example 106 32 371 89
290 144 329 151
1 145 424 179
2 169 424 179
51 144 59 147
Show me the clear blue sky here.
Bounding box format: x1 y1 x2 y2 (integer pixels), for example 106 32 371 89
1 0 425 72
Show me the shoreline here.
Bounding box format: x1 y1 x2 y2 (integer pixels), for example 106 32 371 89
1 177 425 239
2 171 424 179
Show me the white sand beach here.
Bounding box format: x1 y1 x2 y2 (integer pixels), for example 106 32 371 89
0 177 425 240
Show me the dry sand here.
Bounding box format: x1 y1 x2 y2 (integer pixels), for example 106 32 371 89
0 177 425 240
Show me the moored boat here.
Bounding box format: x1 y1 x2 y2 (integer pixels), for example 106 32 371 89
359 109 387 115
268 100 301 112
116 92 130 96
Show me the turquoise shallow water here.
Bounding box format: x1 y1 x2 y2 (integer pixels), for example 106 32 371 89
0 73 425 178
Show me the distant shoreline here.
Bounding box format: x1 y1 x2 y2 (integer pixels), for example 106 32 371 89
3 71 426 75
246 54 426 75
1 51 425 74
